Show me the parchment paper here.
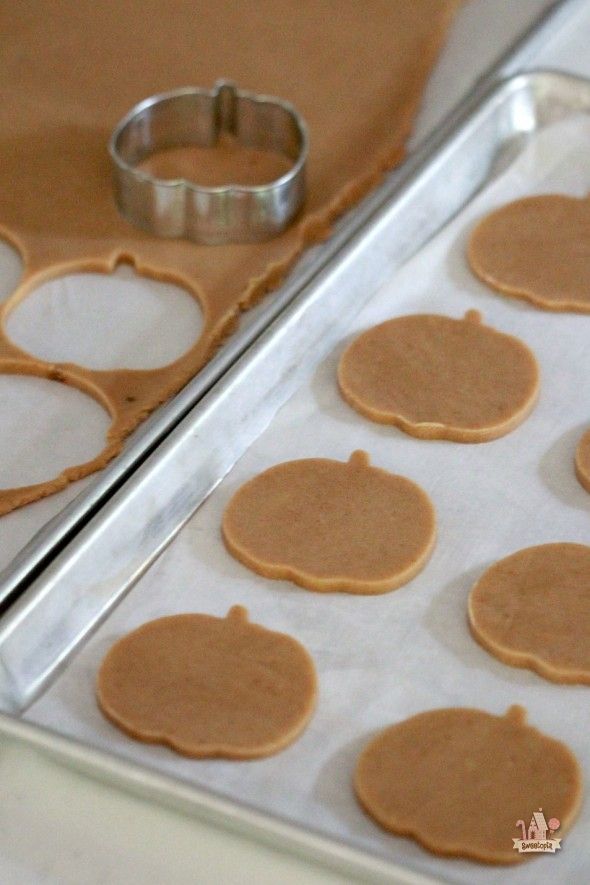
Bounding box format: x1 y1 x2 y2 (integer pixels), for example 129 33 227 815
23 114 590 883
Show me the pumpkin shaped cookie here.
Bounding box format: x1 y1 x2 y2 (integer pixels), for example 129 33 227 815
222 451 435 594
355 705 582 864
468 194 590 312
338 311 539 442
97 606 317 759
469 543 590 683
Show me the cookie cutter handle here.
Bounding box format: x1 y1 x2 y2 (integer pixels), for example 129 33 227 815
109 80 308 244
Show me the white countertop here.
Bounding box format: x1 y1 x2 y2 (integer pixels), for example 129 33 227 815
1 2 587 883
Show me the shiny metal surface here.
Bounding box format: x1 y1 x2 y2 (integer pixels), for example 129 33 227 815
1 64 589 885
0 0 579 621
110 80 307 244
0 713 435 885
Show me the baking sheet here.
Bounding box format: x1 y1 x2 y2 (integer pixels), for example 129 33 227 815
22 113 590 883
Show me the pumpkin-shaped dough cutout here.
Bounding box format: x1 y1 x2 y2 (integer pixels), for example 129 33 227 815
468 195 590 312
469 542 590 684
337 311 539 442
97 606 317 759
355 705 582 865
222 450 436 594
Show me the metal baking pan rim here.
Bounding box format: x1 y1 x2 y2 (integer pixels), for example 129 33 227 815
0 711 439 885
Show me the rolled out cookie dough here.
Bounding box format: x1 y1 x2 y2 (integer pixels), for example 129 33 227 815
97 606 317 759
574 428 590 494
222 450 436 594
337 311 539 442
469 543 590 684
468 195 590 312
354 705 582 865
0 0 460 515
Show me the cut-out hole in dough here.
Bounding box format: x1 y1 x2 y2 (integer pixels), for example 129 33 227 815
0 374 110 489
0 238 24 302
5 265 203 370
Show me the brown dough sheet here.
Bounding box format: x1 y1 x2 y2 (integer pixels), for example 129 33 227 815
338 310 539 441
469 543 590 684
468 194 590 311
0 0 459 515
222 450 436 594
97 605 317 759
354 705 582 864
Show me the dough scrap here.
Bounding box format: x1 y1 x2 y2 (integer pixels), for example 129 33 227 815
354 705 582 864
222 450 436 594
97 606 317 759
0 0 460 515
469 542 590 684
574 428 590 494
337 311 539 442
468 194 590 312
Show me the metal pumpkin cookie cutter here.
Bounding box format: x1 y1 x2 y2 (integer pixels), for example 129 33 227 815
109 80 308 244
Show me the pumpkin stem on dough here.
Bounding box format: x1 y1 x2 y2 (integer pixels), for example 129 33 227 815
348 450 370 469
464 309 482 325
227 605 248 622
505 704 526 725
